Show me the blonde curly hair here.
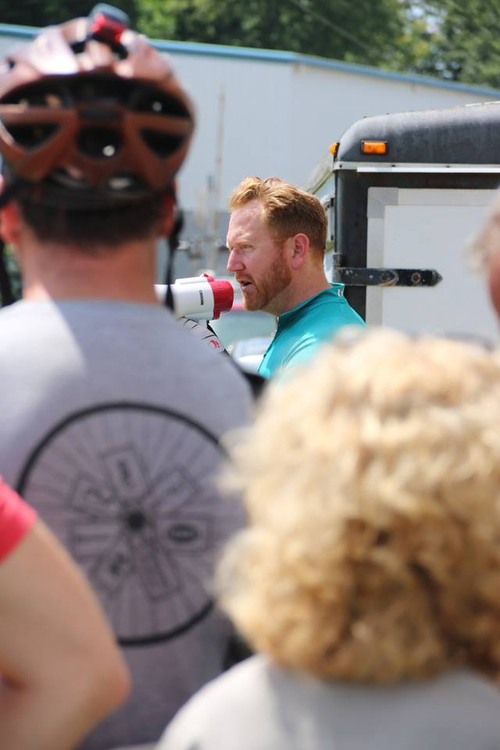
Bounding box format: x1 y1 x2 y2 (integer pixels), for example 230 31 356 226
218 329 500 684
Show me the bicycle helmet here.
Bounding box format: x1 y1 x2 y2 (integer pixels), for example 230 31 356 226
0 3 195 208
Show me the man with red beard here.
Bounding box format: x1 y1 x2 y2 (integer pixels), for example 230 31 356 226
226 177 365 378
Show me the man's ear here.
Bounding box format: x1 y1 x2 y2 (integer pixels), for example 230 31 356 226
157 192 176 238
0 193 22 247
288 233 309 271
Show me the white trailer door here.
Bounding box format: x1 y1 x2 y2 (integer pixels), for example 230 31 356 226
366 187 499 342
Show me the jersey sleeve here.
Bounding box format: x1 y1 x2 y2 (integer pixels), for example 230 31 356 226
282 306 367 373
0 478 37 562
178 317 227 354
282 333 322 371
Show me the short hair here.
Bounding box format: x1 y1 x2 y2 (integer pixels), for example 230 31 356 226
229 177 327 260
16 191 165 252
218 329 500 684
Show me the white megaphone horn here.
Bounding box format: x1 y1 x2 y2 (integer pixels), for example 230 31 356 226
155 274 234 320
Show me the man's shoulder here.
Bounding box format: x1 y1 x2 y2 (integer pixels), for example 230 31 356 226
157 656 273 748
0 300 44 344
0 299 31 322
0 298 252 406
294 288 365 334
268 291 364 375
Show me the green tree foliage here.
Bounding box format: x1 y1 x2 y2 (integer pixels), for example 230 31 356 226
137 0 414 70
406 0 500 88
1 0 498 89
0 0 137 29
136 0 500 89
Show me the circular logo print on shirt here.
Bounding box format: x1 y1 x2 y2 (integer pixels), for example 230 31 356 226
17 403 241 646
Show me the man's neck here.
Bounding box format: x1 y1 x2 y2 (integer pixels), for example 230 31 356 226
18 238 159 304
272 270 330 317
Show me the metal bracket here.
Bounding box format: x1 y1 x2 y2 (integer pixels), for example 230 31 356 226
334 267 442 288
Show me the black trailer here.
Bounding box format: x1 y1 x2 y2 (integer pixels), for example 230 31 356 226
306 102 500 341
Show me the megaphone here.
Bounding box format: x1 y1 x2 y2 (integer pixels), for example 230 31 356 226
155 274 234 320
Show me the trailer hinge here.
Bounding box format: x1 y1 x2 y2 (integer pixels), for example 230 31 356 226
334 268 442 288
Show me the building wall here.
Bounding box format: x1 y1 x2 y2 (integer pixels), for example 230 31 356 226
168 51 294 254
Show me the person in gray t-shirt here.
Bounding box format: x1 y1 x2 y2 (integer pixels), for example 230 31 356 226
159 329 500 750
0 7 251 749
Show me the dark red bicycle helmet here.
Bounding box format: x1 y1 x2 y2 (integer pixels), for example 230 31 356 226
0 4 195 207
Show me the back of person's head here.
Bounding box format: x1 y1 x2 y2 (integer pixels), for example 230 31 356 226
218 328 500 684
0 4 195 250
229 176 327 261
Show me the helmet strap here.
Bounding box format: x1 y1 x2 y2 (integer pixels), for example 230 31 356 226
0 178 28 307
0 177 28 210
164 207 184 312
0 241 15 307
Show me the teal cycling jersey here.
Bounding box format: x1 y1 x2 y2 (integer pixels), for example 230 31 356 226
258 284 365 379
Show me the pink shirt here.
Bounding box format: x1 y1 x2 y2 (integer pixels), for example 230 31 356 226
0 477 36 562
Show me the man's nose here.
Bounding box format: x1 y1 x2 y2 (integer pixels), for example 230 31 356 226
226 249 244 273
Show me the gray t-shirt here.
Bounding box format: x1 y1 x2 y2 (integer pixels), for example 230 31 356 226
0 299 252 750
158 655 500 750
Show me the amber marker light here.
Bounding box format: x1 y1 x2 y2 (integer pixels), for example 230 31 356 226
329 142 339 155
361 140 387 155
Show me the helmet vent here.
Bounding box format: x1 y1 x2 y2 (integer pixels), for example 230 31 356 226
132 89 191 120
141 129 184 159
78 126 121 158
5 123 58 149
70 40 87 56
